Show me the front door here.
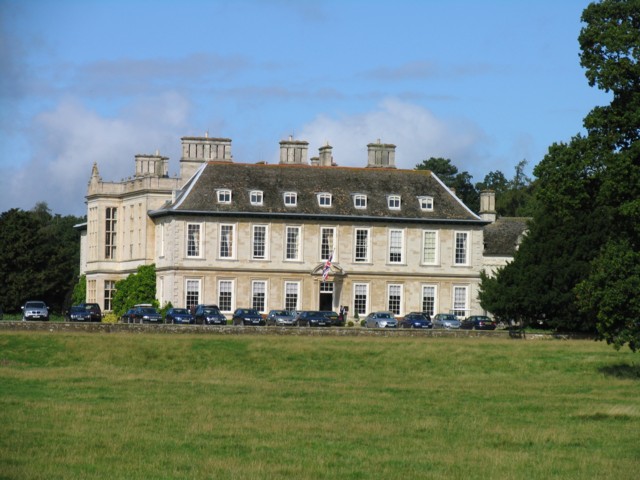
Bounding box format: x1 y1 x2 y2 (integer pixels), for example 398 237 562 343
319 281 333 310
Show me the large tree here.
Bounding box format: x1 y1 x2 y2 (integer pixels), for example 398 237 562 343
480 0 640 349
415 157 479 211
0 204 83 313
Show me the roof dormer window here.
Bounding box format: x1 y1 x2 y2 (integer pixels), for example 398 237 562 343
217 189 232 204
317 192 332 207
353 194 367 209
418 196 434 211
250 190 263 206
284 192 297 207
387 195 401 210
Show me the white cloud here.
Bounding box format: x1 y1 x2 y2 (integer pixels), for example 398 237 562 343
0 92 191 216
296 98 489 172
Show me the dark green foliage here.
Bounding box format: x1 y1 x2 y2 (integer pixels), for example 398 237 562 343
0 205 84 313
111 264 157 316
71 274 86 305
415 157 479 211
481 0 640 350
476 160 536 217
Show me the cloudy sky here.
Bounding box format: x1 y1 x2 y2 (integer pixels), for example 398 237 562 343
0 0 609 217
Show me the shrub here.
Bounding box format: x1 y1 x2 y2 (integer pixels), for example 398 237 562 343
102 313 119 324
347 320 355 327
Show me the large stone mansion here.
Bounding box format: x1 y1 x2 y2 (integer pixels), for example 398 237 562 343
79 135 526 318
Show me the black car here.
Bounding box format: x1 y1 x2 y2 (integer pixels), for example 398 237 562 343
295 311 333 327
132 306 163 324
320 310 341 326
67 305 93 322
194 305 227 325
398 312 433 329
232 308 265 326
75 303 102 322
165 308 195 324
461 315 497 330
121 308 137 323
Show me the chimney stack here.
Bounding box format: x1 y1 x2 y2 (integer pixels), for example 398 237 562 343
279 136 309 164
480 190 497 222
366 140 396 168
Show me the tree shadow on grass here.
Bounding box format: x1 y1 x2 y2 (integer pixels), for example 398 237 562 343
599 363 640 380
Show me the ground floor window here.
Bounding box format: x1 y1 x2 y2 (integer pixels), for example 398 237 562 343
421 285 436 317
218 280 234 312
88 279 96 303
252 280 267 312
185 279 200 311
104 280 116 311
284 281 300 311
452 286 468 317
353 283 368 316
387 284 402 315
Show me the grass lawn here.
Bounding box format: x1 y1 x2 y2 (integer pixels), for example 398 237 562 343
0 331 638 479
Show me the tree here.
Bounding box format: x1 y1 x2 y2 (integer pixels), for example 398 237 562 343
0 205 83 313
480 0 640 349
111 264 157 316
415 157 479 211
475 160 536 217
72 275 87 305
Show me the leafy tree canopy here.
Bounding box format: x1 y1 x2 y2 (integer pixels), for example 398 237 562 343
111 264 158 316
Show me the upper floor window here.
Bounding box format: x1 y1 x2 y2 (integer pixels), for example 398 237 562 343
250 190 263 206
187 223 202 258
387 195 401 210
422 230 438 265
284 192 297 207
321 227 335 261
220 224 235 259
354 228 370 263
388 229 404 264
285 226 301 260
454 231 469 265
418 196 434 211
317 193 332 207
105 207 117 259
217 189 231 204
354 194 367 209
252 225 267 260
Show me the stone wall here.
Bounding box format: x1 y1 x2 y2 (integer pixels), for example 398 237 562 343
0 321 596 341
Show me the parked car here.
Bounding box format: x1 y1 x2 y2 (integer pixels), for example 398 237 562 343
320 310 341 326
398 312 433 329
66 305 93 322
433 313 461 329
75 302 102 322
165 308 195 325
232 308 265 326
21 301 49 321
364 311 398 328
295 311 333 327
265 309 297 326
461 315 497 330
121 308 137 323
131 305 163 324
194 305 227 325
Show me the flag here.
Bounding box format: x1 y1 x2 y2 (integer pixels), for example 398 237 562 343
322 249 333 281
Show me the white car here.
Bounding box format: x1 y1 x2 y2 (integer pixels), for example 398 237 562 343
364 311 398 328
22 301 50 321
433 313 461 329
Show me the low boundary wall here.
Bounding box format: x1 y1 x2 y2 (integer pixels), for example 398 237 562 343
0 321 596 341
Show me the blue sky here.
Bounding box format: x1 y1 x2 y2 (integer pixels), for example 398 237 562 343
0 0 609 216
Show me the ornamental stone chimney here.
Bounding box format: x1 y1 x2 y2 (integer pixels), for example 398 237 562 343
279 136 309 164
319 143 333 166
366 140 396 168
480 190 497 222
135 152 169 178
180 134 232 180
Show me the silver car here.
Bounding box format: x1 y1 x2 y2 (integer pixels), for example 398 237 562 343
364 311 398 328
433 313 461 329
266 310 297 326
22 301 50 321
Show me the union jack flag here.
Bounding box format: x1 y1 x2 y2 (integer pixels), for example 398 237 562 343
322 250 333 281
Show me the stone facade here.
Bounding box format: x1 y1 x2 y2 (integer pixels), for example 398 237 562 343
80 135 519 318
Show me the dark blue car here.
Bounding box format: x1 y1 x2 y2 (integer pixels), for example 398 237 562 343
398 312 433 329
165 308 195 324
295 311 333 327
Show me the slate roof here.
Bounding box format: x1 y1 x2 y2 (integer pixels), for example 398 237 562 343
483 217 529 256
151 162 485 225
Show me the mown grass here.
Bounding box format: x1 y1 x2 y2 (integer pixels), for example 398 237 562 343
0 331 638 479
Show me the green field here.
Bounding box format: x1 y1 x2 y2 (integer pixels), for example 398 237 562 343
1 331 638 479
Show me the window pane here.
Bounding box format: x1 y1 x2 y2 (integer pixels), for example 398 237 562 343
253 225 266 259
388 284 401 315
453 286 467 317
286 227 299 260
321 228 334 260
355 229 368 262
389 230 403 263
186 280 200 311
354 283 368 315
423 231 436 264
220 225 234 258
455 232 468 264
422 285 435 316
285 282 299 311
187 224 200 257
219 281 233 311
252 281 266 312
